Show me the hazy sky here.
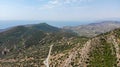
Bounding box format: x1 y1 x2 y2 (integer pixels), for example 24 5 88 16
0 0 120 21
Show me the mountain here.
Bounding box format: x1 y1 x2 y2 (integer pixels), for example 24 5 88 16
0 28 17 33
0 23 65 50
25 23 60 33
0 29 5 33
1 22 120 67
63 21 120 37
0 22 82 67
0 29 2 32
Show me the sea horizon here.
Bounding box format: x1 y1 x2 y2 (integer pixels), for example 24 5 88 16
1 19 120 29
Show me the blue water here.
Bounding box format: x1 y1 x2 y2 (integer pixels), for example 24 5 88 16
0 20 92 29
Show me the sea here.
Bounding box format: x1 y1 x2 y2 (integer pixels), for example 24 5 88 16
0 20 93 29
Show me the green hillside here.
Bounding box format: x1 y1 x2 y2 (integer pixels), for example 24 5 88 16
0 23 120 67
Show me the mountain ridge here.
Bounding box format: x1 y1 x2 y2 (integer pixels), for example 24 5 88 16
63 21 120 37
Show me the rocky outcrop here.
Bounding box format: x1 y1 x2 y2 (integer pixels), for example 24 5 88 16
2 48 10 55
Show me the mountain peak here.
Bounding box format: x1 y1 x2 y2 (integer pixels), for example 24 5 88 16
38 23 48 25
29 23 60 32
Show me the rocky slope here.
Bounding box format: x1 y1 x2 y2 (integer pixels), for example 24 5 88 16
49 28 120 67
63 21 120 37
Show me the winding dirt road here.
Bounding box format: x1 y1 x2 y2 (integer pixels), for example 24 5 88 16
43 45 53 67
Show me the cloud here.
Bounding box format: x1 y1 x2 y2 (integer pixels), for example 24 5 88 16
39 0 60 9
39 0 94 9
49 0 59 4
